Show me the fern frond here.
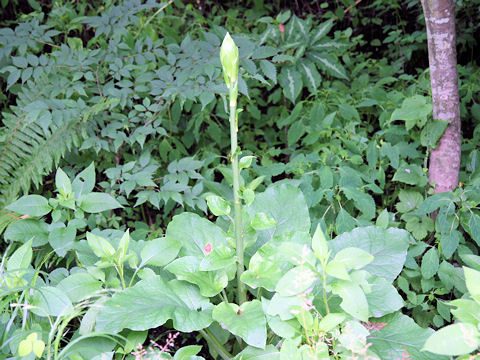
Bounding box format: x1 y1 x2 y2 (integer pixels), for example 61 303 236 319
0 78 114 209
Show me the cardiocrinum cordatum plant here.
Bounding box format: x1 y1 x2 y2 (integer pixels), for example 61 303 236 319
2 31 445 360
83 33 441 360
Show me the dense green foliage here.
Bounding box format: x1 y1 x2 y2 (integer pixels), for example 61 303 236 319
1 0 480 359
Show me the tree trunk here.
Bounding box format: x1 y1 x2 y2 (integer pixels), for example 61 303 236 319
421 0 461 193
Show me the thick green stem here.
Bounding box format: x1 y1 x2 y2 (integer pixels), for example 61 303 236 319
321 260 330 314
229 92 246 305
199 329 232 360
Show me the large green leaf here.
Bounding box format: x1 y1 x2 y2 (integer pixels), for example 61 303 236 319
242 241 314 292
96 276 213 333
165 213 228 257
368 312 447 360
246 183 310 253
328 226 410 283
275 266 318 296
366 276 403 318
241 244 285 291
6 195 52 216
251 212 277 230
268 315 300 339
423 323 479 356
165 256 228 297
140 236 181 267
267 293 303 321
326 259 350 280
333 247 374 269
212 300 266 348
381 143 400 169
200 246 236 271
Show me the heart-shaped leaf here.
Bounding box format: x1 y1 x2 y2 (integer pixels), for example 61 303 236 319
369 312 449 360
166 213 228 257
328 226 410 283
247 183 310 254
96 276 213 333
140 236 181 267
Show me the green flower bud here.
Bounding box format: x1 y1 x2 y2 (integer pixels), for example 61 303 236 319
220 32 239 89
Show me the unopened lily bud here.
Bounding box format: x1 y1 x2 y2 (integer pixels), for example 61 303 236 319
279 23 285 33
220 32 239 89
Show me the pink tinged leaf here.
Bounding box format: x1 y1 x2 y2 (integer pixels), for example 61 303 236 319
204 243 212 254
361 321 388 331
279 23 285 33
7 213 30 220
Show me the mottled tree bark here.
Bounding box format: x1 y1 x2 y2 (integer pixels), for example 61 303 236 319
421 0 461 193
